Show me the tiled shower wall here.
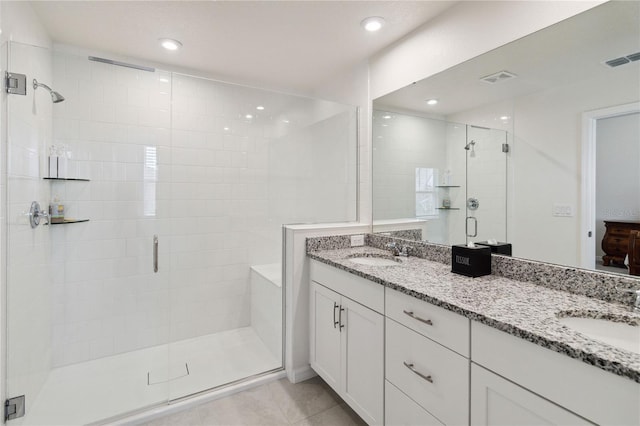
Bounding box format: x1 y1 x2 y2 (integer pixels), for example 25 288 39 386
372 110 447 220
444 122 466 245
50 50 357 366
372 111 449 242
50 51 173 366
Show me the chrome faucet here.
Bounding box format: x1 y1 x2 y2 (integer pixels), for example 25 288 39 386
386 242 411 257
619 287 640 313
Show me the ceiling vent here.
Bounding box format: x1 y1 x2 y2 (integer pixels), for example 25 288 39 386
605 51 640 68
626 52 640 62
480 70 517 84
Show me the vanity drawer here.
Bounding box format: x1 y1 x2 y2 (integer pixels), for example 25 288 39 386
385 287 470 356
310 259 384 314
386 319 469 426
385 380 444 426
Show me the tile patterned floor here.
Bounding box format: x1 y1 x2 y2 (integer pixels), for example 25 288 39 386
138 376 367 426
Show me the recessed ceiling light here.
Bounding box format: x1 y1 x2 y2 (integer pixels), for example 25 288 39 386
426 99 438 106
159 38 182 51
382 115 392 119
500 116 510 120
361 16 385 32
283 119 290 124
224 127 230 131
256 106 265 110
245 114 253 119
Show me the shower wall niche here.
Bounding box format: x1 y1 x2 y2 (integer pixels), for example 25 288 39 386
4 42 358 424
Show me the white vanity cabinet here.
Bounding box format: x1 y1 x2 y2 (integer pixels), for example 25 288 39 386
471 364 590 425
308 256 640 426
385 380 443 426
472 321 640 426
384 288 470 426
309 260 384 425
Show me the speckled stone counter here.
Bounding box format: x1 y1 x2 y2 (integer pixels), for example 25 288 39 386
307 243 640 383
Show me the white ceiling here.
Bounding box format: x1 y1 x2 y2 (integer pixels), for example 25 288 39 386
29 1 457 93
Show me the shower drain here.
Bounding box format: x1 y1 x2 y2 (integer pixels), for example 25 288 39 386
147 362 190 385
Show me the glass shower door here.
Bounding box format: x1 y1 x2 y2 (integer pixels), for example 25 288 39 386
4 40 58 426
465 125 508 244
165 74 286 400
165 73 358 401
4 43 172 425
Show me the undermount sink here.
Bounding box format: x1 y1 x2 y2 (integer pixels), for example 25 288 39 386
347 254 402 266
557 314 640 354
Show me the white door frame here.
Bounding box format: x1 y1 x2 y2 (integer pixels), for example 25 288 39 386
580 102 640 269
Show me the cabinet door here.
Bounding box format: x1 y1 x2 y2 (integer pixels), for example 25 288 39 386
341 296 384 425
471 364 592 426
309 282 341 390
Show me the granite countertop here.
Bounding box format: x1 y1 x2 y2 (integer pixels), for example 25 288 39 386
307 246 640 383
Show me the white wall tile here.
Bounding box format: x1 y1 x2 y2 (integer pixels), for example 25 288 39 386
46 50 357 367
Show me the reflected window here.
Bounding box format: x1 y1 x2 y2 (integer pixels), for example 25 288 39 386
415 167 437 218
144 146 157 217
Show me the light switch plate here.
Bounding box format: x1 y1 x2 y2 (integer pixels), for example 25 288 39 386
553 203 574 217
350 234 365 247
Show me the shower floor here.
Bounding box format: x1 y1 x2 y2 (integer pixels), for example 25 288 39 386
15 327 281 426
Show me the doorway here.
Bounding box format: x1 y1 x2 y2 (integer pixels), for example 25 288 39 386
581 102 640 272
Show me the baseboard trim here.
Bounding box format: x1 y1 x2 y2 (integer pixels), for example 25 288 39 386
288 365 316 384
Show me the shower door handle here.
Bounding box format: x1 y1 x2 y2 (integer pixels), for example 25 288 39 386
466 217 478 238
153 235 159 273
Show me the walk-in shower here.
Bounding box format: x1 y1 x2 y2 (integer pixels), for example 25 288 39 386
2 41 358 424
372 110 507 246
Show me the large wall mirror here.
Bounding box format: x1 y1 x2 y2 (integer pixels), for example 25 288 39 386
372 1 640 276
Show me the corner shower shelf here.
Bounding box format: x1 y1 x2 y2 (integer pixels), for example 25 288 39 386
44 177 90 182
47 219 90 225
43 178 91 224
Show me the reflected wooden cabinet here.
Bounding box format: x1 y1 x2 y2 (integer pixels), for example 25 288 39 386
601 220 640 268
629 230 640 276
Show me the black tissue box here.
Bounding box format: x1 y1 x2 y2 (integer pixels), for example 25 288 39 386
451 244 492 277
475 241 512 256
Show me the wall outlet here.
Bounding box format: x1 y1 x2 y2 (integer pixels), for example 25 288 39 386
350 234 365 247
553 203 574 217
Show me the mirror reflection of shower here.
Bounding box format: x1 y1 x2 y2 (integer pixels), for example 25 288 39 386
464 140 476 157
32 78 65 103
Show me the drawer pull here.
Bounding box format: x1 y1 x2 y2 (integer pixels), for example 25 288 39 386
403 361 433 383
333 302 339 328
403 310 433 326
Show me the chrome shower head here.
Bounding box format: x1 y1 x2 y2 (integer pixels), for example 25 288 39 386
51 91 65 103
465 140 476 157
33 79 65 103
